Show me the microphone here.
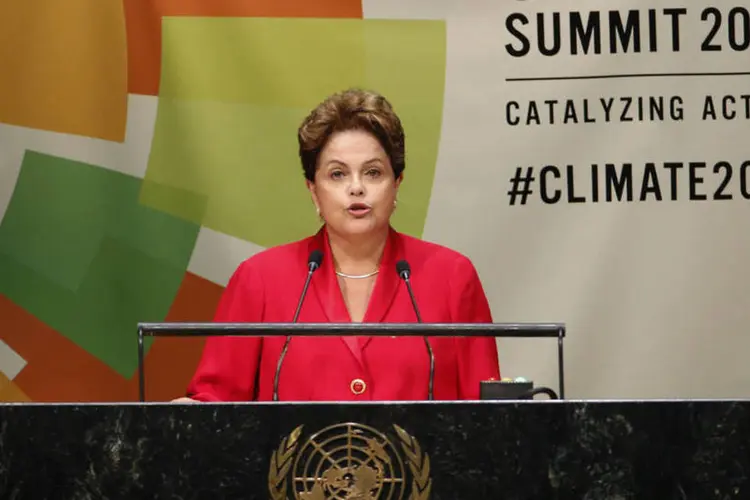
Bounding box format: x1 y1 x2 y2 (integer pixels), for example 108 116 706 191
272 249 323 401
396 260 435 401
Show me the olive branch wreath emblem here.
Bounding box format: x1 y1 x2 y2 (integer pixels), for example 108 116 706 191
268 424 432 499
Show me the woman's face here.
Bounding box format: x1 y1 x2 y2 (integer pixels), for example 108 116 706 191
308 129 401 239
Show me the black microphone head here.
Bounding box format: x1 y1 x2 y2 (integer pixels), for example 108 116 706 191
396 260 410 279
308 249 324 271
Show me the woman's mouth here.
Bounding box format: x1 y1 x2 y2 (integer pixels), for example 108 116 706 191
347 203 372 217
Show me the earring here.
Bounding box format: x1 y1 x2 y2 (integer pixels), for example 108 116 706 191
393 199 398 209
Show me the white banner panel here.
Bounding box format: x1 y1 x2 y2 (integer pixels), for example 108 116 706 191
367 0 750 398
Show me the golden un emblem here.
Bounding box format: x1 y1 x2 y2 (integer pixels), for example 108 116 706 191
268 422 432 500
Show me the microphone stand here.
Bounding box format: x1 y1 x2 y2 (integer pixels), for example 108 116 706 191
397 262 435 401
272 252 322 401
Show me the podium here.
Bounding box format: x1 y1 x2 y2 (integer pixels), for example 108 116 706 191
2 400 749 498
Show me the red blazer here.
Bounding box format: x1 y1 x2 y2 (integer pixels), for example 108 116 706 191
186 226 500 402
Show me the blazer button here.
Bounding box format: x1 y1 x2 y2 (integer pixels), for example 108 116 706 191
350 378 366 395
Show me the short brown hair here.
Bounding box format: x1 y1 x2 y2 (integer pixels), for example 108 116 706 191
297 88 405 182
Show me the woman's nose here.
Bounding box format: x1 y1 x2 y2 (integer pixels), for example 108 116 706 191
349 178 365 196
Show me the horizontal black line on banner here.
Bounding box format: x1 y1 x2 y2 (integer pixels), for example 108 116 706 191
506 72 750 82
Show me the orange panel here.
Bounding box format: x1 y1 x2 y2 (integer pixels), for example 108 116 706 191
124 0 363 95
0 0 127 141
0 295 133 402
0 372 31 402
131 272 224 401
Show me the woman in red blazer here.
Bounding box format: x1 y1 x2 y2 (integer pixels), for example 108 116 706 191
180 89 500 402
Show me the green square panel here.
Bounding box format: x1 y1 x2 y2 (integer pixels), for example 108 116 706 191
0 151 200 377
141 17 447 247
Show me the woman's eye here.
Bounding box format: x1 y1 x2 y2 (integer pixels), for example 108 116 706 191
331 171 344 179
367 169 381 177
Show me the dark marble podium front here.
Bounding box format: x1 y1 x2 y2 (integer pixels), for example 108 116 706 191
0 400 748 499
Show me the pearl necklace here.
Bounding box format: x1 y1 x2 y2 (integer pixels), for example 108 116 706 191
335 270 379 279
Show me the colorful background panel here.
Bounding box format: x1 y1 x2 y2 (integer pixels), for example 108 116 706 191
0 0 448 402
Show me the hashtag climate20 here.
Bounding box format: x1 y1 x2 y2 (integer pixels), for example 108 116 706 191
507 162 750 205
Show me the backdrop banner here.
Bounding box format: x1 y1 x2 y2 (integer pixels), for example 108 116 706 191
0 0 748 401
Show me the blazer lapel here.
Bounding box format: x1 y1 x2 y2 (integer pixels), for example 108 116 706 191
360 227 403 349
308 226 404 362
308 227 363 366
309 227 350 322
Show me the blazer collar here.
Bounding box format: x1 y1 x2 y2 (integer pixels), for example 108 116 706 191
308 225 403 361
309 225 402 323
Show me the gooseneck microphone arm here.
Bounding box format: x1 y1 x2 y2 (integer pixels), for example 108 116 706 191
396 260 435 401
272 250 323 402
